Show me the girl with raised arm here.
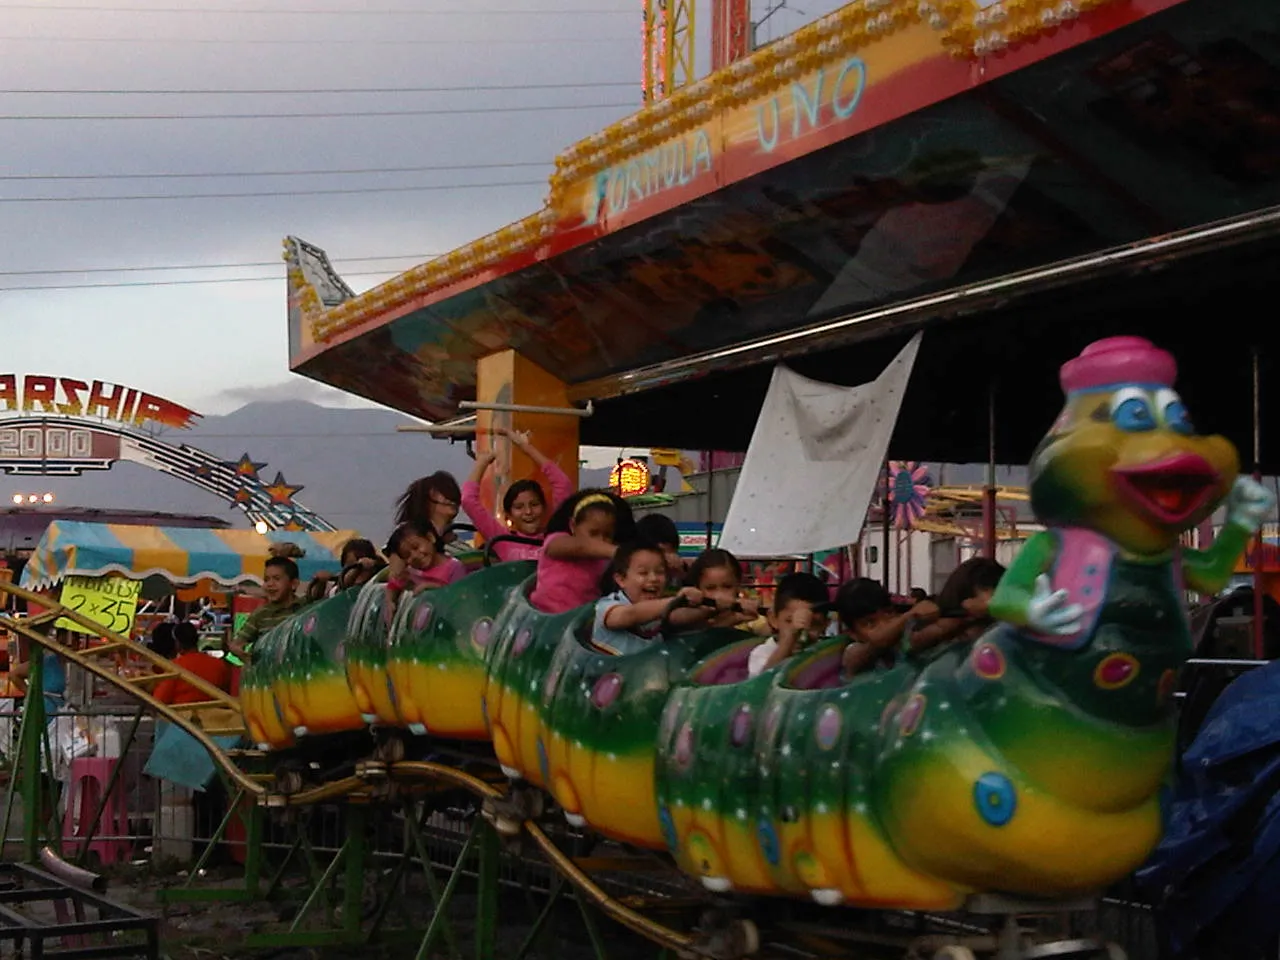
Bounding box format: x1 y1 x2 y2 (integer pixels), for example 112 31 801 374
461 427 573 562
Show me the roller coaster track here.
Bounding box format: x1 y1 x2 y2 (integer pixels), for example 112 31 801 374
0 581 708 957
0 580 1148 960
0 581 271 798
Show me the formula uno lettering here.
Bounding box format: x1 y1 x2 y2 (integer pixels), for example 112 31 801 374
756 56 867 153
586 128 714 223
0 374 200 430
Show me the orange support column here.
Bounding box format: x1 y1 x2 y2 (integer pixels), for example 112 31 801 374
473 351 580 540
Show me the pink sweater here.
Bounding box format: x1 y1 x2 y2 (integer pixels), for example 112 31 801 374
528 532 609 614
461 461 573 562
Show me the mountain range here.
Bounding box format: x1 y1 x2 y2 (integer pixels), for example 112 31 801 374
14 401 617 544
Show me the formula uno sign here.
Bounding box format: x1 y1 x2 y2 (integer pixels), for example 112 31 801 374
0 374 200 477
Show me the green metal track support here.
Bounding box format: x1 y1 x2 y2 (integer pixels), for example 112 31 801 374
21 654 45 864
159 785 263 905
474 819 499 960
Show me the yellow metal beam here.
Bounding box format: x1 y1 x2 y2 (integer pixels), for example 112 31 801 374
665 0 695 95
642 0 659 103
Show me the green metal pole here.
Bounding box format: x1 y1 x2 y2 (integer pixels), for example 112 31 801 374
21 653 45 864
403 801 462 960
288 835 351 934
243 798 263 897
40 719 61 858
514 877 566 960
575 891 610 960
413 824 481 960
183 787 244 885
474 820 499 960
0 682 34 855
343 804 367 938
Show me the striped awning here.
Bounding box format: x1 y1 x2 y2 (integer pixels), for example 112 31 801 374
19 521 362 589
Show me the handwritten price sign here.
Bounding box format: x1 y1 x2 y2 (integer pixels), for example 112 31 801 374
56 576 142 636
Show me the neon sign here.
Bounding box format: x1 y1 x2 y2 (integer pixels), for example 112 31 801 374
0 419 122 476
0 374 200 431
610 458 651 498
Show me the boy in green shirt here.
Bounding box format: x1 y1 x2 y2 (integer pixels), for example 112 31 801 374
227 556 305 666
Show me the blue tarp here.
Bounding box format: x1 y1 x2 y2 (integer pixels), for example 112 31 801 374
1138 659 1280 956
143 722 240 791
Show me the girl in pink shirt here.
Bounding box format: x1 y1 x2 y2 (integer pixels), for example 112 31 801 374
385 519 466 608
529 490 635 614
461 427 573 563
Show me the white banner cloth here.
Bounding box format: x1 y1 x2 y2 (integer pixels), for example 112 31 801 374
718 333 922 557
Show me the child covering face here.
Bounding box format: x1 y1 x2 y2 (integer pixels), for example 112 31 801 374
747 573 831 677
838 578 940 676
903 558 1006 654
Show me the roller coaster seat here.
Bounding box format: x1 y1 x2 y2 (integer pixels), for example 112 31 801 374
690 638 759 685
783 644 845 690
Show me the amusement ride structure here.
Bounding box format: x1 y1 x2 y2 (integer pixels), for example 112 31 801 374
2 1 1279 958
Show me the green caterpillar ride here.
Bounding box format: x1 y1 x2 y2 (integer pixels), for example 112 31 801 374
240 335 1275 915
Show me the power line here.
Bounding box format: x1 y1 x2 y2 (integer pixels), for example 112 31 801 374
5 4 633 14
0 271 401 292
0 160 551 182
0 33 634 45
0 101 634 120
1 81 632 95
0 254 438 277
0 178 544 202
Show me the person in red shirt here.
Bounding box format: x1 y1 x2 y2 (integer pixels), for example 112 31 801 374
155 622 232 705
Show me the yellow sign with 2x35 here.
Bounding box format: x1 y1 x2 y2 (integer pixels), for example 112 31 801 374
56 575 142 637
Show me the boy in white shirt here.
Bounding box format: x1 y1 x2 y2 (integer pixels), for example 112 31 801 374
747 573 831 677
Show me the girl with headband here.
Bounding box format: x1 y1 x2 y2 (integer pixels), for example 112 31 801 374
528 489 636 614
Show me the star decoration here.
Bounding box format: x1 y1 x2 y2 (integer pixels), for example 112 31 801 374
282 518 307 532
232 487 254 505
227 453 267 481
264 471 304 506
190 463 214 479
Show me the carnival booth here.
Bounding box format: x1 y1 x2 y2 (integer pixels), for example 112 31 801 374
6 520 356 863
19 520 356 592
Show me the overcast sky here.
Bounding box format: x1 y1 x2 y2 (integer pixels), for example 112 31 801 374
1 0 843 424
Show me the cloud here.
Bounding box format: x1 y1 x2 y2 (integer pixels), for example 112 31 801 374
0 0 850 416
200 376 391 414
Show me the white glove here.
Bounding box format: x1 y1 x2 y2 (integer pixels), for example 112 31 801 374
1226 476 1275 535
1026 573 1085 636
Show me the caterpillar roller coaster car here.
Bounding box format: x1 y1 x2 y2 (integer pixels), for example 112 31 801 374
240 336 1275 915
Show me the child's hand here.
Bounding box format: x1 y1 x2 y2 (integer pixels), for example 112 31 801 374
793 604 814 634
737 597 760 618
387 554 406 578
910 599 940 623
962 595 990 619
676 586 704 607
477 449 498 467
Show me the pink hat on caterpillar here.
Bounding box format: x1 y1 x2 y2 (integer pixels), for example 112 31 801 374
1060 336 1177 394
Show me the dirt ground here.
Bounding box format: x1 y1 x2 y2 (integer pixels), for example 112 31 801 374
103 861 666 960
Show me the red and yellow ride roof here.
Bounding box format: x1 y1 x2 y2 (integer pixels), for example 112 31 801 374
285 0 1280 464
